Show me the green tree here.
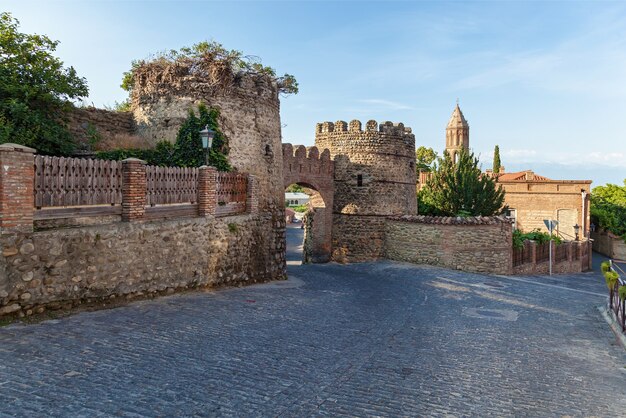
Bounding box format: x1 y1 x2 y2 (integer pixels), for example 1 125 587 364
418 149 506 216
591 179 626 240
0 13 88 155
286 184 304 193
415 146 438 173
493 145 501 174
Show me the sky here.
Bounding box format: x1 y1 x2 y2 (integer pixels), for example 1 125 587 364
4 0 626 187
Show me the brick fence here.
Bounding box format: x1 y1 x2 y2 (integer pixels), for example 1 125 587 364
0 143 257 234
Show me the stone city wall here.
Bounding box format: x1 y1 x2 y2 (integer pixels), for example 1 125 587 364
314 119 417 263
592 229 626 260
67 107 136 145
0 213 285 316
384 216 514 275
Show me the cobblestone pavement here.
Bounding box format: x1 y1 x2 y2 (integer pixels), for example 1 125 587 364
1 227 625 417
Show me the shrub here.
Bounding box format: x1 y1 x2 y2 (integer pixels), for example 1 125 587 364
604 270 619 290
291 205 309 213
601 261 612 273
512 229 562 249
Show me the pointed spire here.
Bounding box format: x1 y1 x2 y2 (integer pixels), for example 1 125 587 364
447 103 469 129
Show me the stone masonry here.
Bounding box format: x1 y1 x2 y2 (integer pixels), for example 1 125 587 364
315 119 417 262
385 215 514 275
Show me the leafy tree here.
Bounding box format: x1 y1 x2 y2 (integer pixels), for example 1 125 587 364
0 12 88 155
493 145 501 174
286 184 304 193
591 179 626 240
418 149 506 216
415 146 438 173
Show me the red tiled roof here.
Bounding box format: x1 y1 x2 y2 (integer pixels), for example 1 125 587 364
495 171 551 182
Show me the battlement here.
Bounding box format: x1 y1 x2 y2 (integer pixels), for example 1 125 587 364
315 120 413 137
282 144 332 162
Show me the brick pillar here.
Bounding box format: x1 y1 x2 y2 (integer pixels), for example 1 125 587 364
0 144 35 234
529 241 537 274
198 166 217 217
121 158 146 222
247 174 259 215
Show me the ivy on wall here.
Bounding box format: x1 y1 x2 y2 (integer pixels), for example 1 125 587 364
96 104 231 171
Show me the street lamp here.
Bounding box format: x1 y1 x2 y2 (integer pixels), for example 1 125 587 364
199 125 216 165
573 223 580 241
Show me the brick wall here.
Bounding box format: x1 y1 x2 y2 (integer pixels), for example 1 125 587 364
384 216 513 275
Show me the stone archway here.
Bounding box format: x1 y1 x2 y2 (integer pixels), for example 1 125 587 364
282 144 334 263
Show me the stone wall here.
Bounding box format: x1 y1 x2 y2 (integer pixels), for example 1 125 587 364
0 213 285 316
67 107 136 145
385 216 513 275
314 119 417 262
131 74 283 213
592 229 626 260
331 215 387 262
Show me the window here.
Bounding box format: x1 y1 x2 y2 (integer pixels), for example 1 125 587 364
506 208 517 229
357 174 363 187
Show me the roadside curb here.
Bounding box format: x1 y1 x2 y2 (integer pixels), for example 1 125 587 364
597 305 626 350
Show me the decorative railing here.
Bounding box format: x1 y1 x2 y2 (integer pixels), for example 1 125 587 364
536 243 550 263
608 260 626 332
555 243 568 263
28 155 252 221
513 241 533 267
34 155 122 208
146 165 198 206
216 172 248 216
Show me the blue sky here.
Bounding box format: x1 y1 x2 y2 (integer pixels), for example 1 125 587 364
4 0 626 187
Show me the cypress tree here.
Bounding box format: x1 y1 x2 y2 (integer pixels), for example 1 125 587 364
493 145 501 174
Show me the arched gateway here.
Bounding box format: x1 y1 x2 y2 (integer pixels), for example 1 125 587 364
282 144 334 263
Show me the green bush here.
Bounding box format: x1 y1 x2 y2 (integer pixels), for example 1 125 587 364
591 179 626 242
291 205 309 213
601 261 612 273
604 270 619 290
619 285 626 301
512 229 562 249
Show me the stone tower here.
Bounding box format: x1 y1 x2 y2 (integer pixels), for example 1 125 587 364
315 119 416 262
445 104 469 162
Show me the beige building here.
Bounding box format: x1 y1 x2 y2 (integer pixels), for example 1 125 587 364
419 104 592 239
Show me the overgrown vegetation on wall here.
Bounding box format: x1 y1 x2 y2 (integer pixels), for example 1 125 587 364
0 12 88 155
418 149 506 217
591 179 626 241
96 104 231 170
121 41 298 98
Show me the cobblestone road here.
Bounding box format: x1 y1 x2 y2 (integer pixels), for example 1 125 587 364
0 227 625 417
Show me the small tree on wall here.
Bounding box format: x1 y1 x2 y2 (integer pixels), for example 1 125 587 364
418 149 506 216
493 145 501 174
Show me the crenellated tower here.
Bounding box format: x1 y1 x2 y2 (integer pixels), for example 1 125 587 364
314 119 416 262
445 104 469 163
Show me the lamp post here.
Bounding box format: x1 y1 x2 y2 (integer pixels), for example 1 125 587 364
573 223 580 241
199 125 216 165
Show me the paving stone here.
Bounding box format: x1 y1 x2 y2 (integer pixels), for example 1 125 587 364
0 228 624 416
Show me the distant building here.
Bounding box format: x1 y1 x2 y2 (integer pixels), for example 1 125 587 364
285 192 310 206
488 168 591 239
418 104 592 239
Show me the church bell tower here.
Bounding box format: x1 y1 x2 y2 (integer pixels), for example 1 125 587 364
445 103 469 163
